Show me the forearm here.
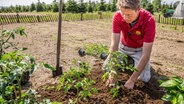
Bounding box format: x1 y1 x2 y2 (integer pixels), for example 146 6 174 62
129 42 153 82
109 33 120 53
130 55 150 82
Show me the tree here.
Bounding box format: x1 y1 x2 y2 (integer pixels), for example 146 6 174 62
87 0 94 13
106 3 111 11
98 0 106 11
30 3 36 12
161 3 170 14
111 0 117 12
66 0 78 13
152 0 162 12
78 0 87 13
141 0 148 9
62 2 66 13
15 5 21 12
52 1 59 12
45 4 52 12
36 0 44 12
41 2 47 11
9 5 15 12
145 3 154 14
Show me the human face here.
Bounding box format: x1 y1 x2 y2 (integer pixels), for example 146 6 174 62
120 8 140 23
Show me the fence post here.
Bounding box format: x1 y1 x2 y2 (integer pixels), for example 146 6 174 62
158 14 160 23
37 15 40 22
80 13 83 21
0 16 2 26
16 13 20 23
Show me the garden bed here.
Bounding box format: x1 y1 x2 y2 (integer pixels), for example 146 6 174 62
37 61 168 104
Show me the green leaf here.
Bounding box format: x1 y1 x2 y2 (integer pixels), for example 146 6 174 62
22 47 28 51
178 94 184 104
30 64 37 74
11 32 15 39
101 72 109 82
173 76 183 84
178 82 184 91
171 96 177 104
65 84 71 92
42 63 56 71
91 88 98 93
160 79 179 88
161 94 172 101
75 82 83 88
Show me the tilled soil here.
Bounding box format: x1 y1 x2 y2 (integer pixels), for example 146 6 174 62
36 62 167 104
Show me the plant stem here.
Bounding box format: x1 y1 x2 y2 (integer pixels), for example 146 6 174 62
18 76 22 103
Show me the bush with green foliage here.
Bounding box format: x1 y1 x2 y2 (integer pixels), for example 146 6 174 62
160 76 184 104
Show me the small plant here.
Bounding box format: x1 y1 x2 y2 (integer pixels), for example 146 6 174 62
56 59 91 91
0 51 37 103
160 76 184 104
110 85 120 98
74 78 98 102
102 51 136 98
0 28 57 104
56 59 98 103
0 27 27 58
170 25 177 30
83 43 108 58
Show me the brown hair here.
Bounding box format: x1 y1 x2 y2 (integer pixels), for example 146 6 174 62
117 0 140 11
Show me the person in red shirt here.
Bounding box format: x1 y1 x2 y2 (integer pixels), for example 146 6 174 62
103 0 156 89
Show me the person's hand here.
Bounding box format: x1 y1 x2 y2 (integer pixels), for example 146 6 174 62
105 73 116 87
124 79 135 89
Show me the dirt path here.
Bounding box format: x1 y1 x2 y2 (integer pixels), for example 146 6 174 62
1 20 184 102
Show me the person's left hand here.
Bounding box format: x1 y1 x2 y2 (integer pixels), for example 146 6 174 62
124 79 135 89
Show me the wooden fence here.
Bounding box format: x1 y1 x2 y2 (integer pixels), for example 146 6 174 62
1 13 184 25
156 15 184 25
0 13 112 25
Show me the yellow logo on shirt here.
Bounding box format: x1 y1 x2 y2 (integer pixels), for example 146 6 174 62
135 30 141 35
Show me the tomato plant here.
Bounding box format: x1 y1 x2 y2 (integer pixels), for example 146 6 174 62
102 51 136 98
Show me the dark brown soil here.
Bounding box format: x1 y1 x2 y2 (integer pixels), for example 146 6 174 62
36 61 168 104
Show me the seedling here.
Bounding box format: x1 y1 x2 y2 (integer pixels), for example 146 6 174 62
83 43 108 59
74 78 98 102
0 27 27 58
56 59 98 103
102 51 136 98
110 85 120 98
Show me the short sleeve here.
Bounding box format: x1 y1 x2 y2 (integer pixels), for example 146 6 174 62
112 12 122 33
143 17 156 43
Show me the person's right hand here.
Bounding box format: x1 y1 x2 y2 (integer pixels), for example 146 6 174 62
105 73 116 87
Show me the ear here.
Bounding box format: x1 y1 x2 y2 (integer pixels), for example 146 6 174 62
135 7 140 12
137 7 141 11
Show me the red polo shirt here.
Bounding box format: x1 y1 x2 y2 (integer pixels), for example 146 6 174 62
112 8 156 48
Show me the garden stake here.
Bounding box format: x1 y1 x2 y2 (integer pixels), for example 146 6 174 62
53 0 63 77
